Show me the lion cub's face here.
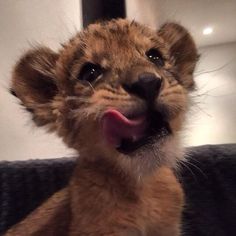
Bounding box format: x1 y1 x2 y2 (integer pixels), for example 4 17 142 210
11 19 198 173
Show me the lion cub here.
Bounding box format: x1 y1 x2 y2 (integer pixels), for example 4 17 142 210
5 19 198 236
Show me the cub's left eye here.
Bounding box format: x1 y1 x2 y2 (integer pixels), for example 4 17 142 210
146 48 165 67
78 63 103 83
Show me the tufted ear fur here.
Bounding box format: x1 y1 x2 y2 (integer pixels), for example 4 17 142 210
11 47 60 127
158 23 199 90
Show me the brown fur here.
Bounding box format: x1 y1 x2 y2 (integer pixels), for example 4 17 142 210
5 19 198 235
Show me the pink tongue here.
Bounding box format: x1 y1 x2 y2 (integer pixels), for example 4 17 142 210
101 109 146 148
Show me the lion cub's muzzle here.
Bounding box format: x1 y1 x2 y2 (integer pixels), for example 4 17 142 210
100 72 171 154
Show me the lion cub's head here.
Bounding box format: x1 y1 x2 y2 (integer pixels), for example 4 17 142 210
11 19 198 175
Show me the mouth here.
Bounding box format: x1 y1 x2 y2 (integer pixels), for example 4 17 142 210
101 108 171 154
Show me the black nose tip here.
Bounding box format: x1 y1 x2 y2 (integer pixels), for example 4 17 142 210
123 73 162 101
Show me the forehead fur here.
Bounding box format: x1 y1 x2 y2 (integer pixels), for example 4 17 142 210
59 19 168 70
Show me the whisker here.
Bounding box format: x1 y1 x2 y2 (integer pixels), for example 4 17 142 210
184 160 208 179
190 102 212 117
86 81 95 93
161 91 183 97
178 160 198 182
194 60 234 77
98 86 128 96
65 96 90 105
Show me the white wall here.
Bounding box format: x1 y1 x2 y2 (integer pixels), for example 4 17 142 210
0 0 82 160
184 42 236 146
126 0 236 47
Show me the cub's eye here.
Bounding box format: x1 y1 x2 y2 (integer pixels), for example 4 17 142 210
146 48 165 67
78 63 103 83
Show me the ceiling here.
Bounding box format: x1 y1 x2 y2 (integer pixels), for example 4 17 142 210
126 0 236 47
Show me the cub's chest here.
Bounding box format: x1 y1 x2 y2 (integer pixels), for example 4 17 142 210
70 167 183 236
137 169 183 235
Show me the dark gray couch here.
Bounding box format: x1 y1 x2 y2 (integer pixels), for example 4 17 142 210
1 144 236 236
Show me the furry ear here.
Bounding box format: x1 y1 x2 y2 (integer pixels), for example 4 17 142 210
158 23 199 90
11 47 60 127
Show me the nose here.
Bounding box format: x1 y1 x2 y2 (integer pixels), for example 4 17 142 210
122 73 162 101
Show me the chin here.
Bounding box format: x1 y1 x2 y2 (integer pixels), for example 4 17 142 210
118 135 183 178
99 108 184 177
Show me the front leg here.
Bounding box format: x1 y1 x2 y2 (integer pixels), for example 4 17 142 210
4 188 70 236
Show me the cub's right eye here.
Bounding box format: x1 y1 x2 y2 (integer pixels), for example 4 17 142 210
78 63 103 83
